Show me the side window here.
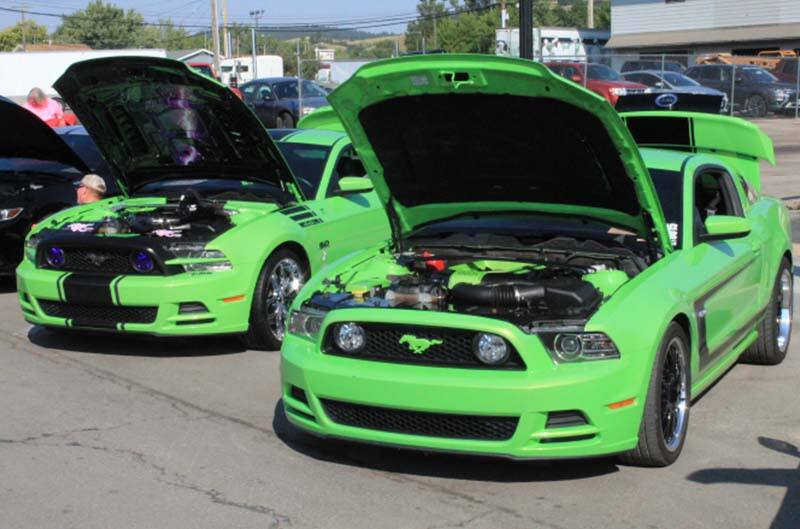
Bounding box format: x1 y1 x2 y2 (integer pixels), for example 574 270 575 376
693 170 744 241
326 146 367 197
639 74 659 87
242 84 257 104
700 67 717 81
256 84 273 102
650 169 684 249
720 66 732 83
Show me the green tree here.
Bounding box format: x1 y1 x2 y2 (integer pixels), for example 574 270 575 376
0 20 48 51
54 1 145 49
437 6 498 54
138 19 192 50
405 0 446 52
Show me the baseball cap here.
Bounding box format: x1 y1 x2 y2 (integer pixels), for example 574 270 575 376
79 173 107 195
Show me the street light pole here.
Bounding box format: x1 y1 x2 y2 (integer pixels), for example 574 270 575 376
249 9 264 80
519 0 533 60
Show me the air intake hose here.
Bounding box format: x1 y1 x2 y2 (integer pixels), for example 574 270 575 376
450 282 545 309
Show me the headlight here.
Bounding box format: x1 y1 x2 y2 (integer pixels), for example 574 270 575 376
543 332 620 362
609 87 628 96
774 89 792 101
287 307 326 340
333 322 366 353
473 333 510 365
45 246 65 268
0 207 23 221
166 243 232 272
25 234 40 262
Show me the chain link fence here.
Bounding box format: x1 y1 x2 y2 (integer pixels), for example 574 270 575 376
293 52 800 121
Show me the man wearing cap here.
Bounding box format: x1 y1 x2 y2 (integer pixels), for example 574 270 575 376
76 174 107 204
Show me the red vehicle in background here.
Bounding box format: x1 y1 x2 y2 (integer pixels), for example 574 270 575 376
545 62 648 106
188 61 242 99
773 58 799 83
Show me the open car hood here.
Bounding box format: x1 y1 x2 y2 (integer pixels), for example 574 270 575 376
0 96 90 172
54 57 299 196
328 55 671 253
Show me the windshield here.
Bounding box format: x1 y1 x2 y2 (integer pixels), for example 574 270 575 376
742 67 778 82
276 142 330 197
135 178 287 202
662 72 699 87
0 158 80 177
587 64 622 81
272 80 329 99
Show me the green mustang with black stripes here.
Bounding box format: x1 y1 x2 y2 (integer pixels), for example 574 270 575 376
15 57 389 350
281 55 793 466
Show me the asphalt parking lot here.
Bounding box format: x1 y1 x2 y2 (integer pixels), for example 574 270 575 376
2 119 800 529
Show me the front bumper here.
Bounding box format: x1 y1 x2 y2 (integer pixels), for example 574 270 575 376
280 310 646 460
16 260 252 336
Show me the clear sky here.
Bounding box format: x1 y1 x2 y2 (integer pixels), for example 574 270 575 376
0 0 421 35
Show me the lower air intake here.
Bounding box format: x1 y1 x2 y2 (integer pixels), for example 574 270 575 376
320 398 518 441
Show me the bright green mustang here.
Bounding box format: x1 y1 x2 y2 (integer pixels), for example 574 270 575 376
15 57 389 349
281 55 792 466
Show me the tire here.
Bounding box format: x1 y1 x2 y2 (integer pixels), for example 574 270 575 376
620 322 691 467
276 112 295 129
243 248 308 351
745 94 767 118
740 259 793 365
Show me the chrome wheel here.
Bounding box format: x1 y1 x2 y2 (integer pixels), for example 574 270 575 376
776 268 793 353
661 337 689 452
264 258 304 341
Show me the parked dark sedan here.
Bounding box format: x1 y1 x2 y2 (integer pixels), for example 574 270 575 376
685 64 799 117
0 99 113 275
241 77 329 128
622 70 728 112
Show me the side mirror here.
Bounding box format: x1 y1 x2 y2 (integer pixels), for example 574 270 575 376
734 76 744 84
701 215 751 242
335 176 373 195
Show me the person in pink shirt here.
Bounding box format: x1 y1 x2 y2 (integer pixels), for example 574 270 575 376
22 87 65 127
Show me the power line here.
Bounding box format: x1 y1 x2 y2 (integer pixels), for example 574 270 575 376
0 3 501 33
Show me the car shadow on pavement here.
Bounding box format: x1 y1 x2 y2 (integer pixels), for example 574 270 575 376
272 400 619 482
27 325 246 357
687 437 800 529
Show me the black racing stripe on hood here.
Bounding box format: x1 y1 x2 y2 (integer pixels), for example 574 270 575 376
62 274 114 306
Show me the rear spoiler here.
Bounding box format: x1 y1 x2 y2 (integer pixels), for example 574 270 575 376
620 111 775 192
297 105 344 131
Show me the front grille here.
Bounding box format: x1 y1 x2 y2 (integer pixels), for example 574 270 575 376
324 323 525 369
39 247 161 275
39 300 157 325
320 399 519 441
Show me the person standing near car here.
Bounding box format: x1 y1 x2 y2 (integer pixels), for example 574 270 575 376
22 88 65 127
76 174 107 204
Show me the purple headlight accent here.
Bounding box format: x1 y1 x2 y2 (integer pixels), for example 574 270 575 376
131 250 154 273
47 247 65 267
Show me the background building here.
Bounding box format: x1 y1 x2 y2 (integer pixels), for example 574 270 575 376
607 0 800 56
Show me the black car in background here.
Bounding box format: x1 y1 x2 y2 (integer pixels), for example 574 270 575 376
240 77 329 128
685 64 799 117
621 59 685 74
0 99 112 276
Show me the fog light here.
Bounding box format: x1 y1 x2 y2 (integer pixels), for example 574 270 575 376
473 333 509 365
179 302 208 314
46 247 65 268
554 334 582 361
334 322 366 353
131 250 154 273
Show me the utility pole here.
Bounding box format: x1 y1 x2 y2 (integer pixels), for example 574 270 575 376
432 16 437 50
13 4 29 51
210 0 220 75
249 9 263 79
587 0 594 29
222 0 229 58
296 38 303 118
519 0 533 60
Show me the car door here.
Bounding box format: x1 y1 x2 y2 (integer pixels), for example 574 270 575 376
245 82 279 128
684 166 763 373
305 143 389 263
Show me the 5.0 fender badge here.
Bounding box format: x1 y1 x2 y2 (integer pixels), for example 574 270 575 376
399 334 443 354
